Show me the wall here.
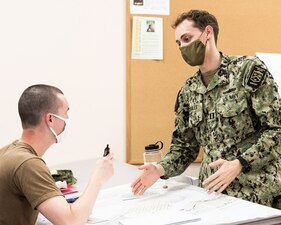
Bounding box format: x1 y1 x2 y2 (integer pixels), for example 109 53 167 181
0 0 126 166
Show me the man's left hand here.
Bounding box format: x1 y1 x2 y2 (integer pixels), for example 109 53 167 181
202 159 242 194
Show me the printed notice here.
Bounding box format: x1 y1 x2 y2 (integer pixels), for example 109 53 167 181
130 0 169 15
131 16 163 60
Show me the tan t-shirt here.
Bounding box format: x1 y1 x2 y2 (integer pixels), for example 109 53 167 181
0 140 63 225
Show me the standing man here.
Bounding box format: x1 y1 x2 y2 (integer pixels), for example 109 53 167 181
131 10 281 209
0 84 114 225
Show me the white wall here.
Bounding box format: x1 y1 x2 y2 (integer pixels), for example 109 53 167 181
0 0 126 166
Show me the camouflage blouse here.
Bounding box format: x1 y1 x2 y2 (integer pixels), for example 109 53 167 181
159 53 281 207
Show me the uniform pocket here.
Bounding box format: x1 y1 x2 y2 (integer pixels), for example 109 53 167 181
217 91 254 143
217 91 247 117
189 103 203 128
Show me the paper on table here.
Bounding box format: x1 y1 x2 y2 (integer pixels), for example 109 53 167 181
119 211 200 225
90 180 281 225
168 186 231 212
90 181 201 225
90 182 175 222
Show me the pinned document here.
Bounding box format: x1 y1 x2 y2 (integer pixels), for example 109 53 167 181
131 16 163 60
130 0 170 15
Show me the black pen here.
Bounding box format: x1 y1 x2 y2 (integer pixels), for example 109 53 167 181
103 144 110 157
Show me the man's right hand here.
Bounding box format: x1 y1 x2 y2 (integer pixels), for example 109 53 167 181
91 154 114 186
38 154 114 225
131 164 164 195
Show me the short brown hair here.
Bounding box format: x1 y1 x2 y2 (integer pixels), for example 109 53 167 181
18 84 64 129
172 10 219 44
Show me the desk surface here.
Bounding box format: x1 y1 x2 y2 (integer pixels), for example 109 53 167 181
38 158 281 225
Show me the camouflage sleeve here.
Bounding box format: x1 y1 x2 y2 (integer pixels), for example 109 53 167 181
241 57 281 171
159 88 200 179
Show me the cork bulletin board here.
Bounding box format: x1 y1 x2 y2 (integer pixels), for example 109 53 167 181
126 0 281 164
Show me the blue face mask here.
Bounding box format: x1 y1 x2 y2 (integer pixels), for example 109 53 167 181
49 113 69 143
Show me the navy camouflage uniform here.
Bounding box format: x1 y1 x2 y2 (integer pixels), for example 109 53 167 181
159 52 281 208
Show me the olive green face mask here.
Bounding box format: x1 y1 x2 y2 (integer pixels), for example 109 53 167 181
180 37 206 66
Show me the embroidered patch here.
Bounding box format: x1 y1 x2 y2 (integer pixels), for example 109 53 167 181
247 65 266 89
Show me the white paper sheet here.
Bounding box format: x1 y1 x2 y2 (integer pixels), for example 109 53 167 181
119 211 200 225
130 0 169 15
90 180 281 225
91 181 200 225
131 16 163 60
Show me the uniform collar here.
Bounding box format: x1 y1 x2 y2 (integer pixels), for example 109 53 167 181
191 52 231 94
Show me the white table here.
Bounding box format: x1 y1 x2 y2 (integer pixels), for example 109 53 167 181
37 158 281 225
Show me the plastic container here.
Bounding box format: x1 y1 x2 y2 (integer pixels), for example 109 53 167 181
143 141 163 165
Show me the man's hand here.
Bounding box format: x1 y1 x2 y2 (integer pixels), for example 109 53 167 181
38 154 114 225
131 164 164 195
91 154 114 186
202 159 242 194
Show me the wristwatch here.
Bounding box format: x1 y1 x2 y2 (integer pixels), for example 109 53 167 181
237 155 251 173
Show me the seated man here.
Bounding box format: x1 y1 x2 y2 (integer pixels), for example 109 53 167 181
0 84 114 225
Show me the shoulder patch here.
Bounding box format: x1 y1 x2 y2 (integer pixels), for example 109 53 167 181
247 65 267 89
